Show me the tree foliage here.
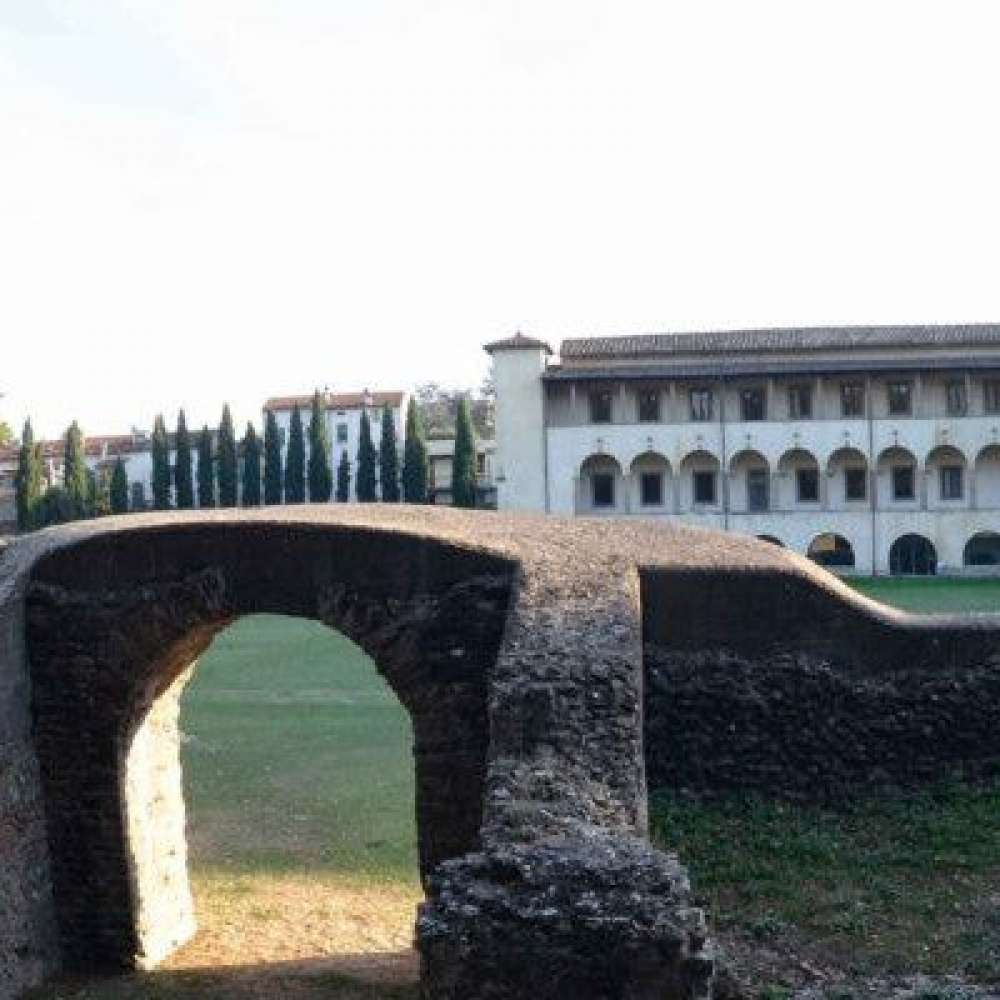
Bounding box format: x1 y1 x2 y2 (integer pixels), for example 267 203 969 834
15 418 42 531
110 457 129 513
0 421 12 447
336 448 351 502
356 408 377 502
263 410 282 505
451 397 477 508
34 486 75 527
285 405 306 503
174 409 194 509
151 414 171 510
307 391 333 502
197 425 215 508
241 422 261 506
379 405 400 502
414 381 495 439
217 404 238 506
64 421 90 517
401 397 428 504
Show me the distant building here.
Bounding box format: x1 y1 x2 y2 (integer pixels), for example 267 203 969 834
426 435 497 507
487 325 1000 575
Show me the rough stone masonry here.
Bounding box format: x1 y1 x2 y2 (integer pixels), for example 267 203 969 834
1 507 998 1000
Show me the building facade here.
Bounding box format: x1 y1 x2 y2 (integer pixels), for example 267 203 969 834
487 326 1000 575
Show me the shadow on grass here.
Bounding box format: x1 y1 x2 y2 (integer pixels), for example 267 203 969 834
25 950 420 1000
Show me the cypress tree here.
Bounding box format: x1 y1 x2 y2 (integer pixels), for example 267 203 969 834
217 404 238 506
64 420 90 517
241 423 261 506
336 449 351 502
307 390 333 502
285 405 306 503
15 419 42 531
263 410 282 505
151 414 171 510
452 397 477 508
402 397 428 504
356 408 377 502
379 404 400 502
197 426 215 508
174 409 194 509
110 457 129 513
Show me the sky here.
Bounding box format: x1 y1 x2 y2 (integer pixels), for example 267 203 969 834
3 1 1000 440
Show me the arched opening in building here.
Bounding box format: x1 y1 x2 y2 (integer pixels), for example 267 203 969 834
877 446 919 507
826 447 869 507
975 444 1000 508
629 451 672 511
176 613 418 967
925 445 968 508
728 450 770 513
756 534 784 546
807 533 856 568
889 533 938 576
776 448 821 508
679 449 722 511
578 454 623 514
964 531 1000 567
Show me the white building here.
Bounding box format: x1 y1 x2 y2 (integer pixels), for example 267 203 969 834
486 326 1000 575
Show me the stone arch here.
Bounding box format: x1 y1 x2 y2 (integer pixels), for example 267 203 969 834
889 532 938 576
776 447 820 508
578 453 623 513
975 443 1000 509
629 451 672 510
826 447 869 507
679 449 721 510
925 444 969 507
728 449 770 513
964 531 1000 567
807 532 856 568
877 445 919 507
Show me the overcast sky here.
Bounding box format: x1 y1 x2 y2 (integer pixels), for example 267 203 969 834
3 1 1000 439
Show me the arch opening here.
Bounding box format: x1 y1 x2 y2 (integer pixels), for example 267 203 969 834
889 533 938 576
25 524 516 973
807 532 856 568
964 531 1000 567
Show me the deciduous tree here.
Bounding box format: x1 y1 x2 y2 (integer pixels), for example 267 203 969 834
401 397 428 504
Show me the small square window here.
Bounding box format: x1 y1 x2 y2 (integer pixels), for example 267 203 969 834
638 390 660 423
796 467 819 503
740 387 766 421
845 467 867 502
940 465 963 501
747 469 769 512
590 390 613 424
788 385 812 419
892 465 915 501
690 388 713 422
945 380 968 416
887 381 913 416
336 422 348 443
841 382 865 417
693 470 716 504
640 472 663 506
592 473 614 507
985 380 1000 414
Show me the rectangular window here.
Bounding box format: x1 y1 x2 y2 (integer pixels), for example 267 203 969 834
689 388 713 422
796 467 819 503
788 385 813 419
746 469 769 512
592 472 614 507
640 472 663 506
476 453 486 476
336 422 348 443
945 380 968 416
887 381 913 416
589 390 613 424
985 380 1000 414
693 470 716 504
130 481 144 510
892 465 915 501
740 387 766 421
841 382 865 417
940 465 963 501
637 390 660 423
845 467 867 502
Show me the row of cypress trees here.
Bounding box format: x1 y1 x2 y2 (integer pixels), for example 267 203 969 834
14 390 478 531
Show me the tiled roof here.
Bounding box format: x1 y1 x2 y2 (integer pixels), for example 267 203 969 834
264 391 405 412
484 332 553 355
560 324 1000 360
0 434 153 463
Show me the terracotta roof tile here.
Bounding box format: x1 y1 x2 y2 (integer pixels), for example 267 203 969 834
484 332 553 355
